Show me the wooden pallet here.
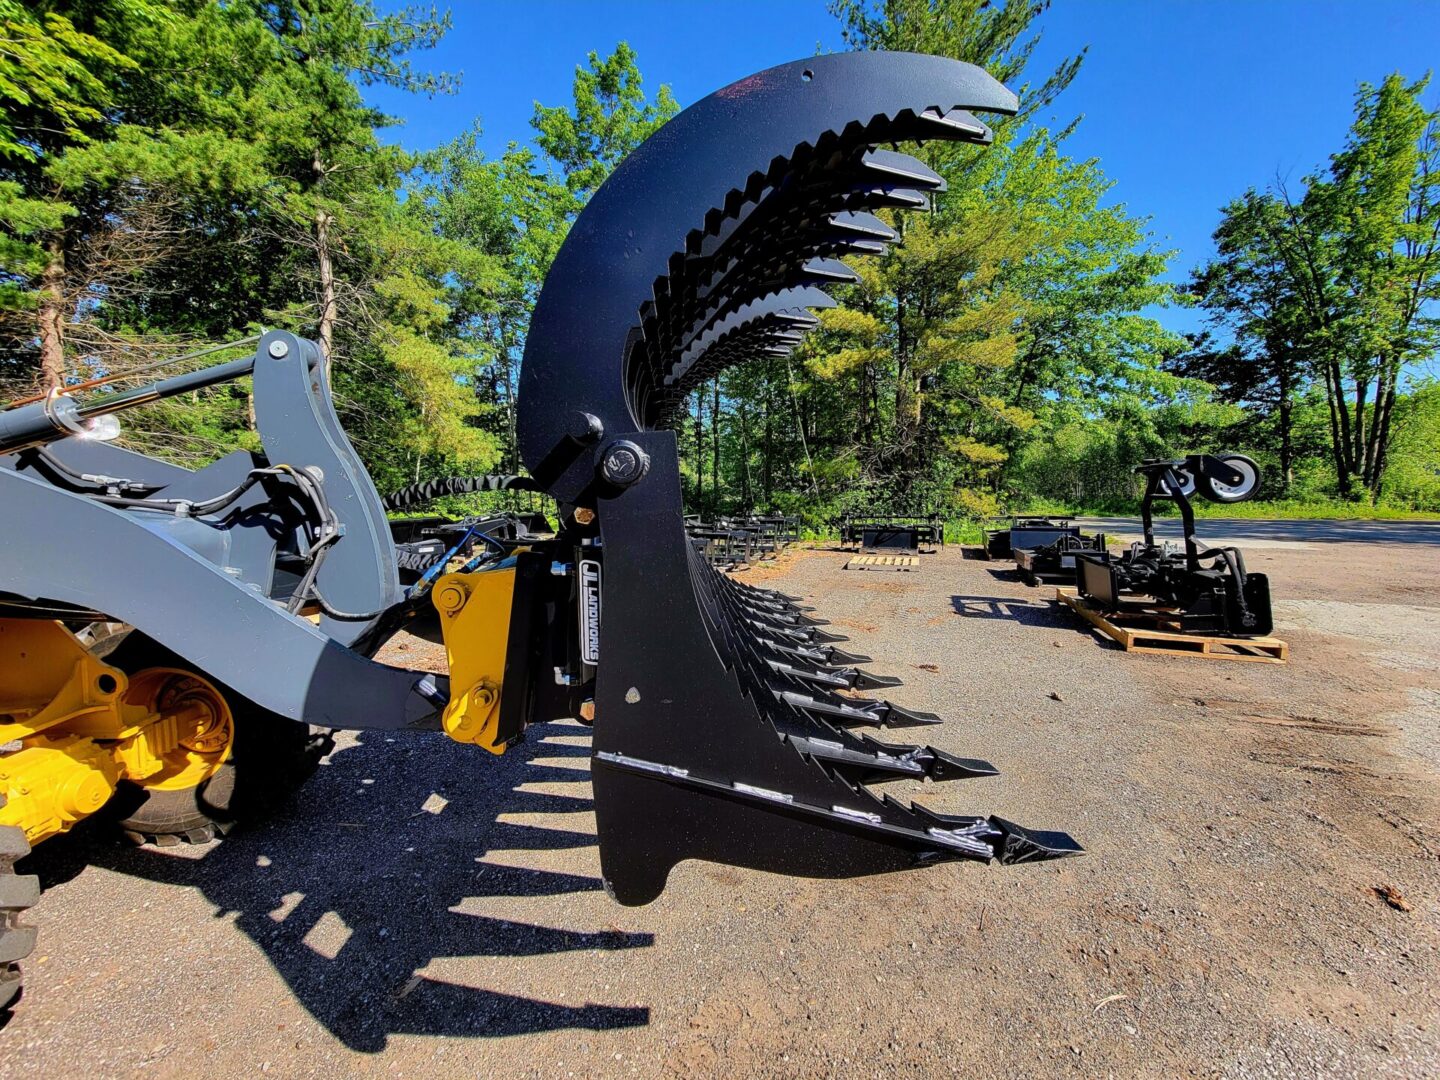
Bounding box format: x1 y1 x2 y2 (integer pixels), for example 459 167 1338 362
1054 587 1288 664
845 554 920 571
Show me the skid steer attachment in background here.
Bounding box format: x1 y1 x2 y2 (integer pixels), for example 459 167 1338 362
517 51 1080 905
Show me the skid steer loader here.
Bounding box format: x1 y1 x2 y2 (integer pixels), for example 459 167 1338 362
0 51 1079 1019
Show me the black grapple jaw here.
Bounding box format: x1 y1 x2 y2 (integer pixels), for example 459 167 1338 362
517 52 1081 905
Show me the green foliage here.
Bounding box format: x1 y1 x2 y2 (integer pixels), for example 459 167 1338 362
687 0 1189 523
1 1 1433 525
1185 73 1439 505
1378 382 1440 509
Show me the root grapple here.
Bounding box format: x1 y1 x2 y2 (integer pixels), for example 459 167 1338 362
516 52 1080 903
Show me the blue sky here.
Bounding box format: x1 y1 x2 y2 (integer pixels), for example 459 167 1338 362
368 1 1440 340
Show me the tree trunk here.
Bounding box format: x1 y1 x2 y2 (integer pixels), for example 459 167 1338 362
311 150 336 371
762 370 773 504
37 233 67 392
711 378 721 514
1322 360 1354 496
694 389 704 508
1367 360 1400 499
315 208 336 369
1351 363 1370 488
1277 360 1294 494
1278 393 1294 495
857 362 870 448
894 291 912 497
737 401 753 511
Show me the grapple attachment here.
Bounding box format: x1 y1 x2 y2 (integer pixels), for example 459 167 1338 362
517 52 1080 905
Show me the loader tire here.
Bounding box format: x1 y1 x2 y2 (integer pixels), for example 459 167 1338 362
0 819 40 1028
103 638 334 845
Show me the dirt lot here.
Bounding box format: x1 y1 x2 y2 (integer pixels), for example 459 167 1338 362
4 524 1438 1078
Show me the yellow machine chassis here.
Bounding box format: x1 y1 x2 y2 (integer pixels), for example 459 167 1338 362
0 555 523 846
0 620 235 845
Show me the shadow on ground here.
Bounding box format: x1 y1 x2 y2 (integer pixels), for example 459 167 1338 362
948 593 1106 644
24 724 650 1053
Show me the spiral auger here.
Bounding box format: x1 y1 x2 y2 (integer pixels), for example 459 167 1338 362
517 51 1080 905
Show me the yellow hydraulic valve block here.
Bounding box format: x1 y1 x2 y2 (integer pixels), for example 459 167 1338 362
432 564 517 754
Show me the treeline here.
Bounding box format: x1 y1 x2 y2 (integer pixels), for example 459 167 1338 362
0 0 673 496
1182 72 1440 507
2 1 1436 518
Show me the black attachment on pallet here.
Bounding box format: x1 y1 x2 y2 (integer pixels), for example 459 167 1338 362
1015 532 1108 585
838 514 944 554
1074 454 1272 637
686 514 799 570
981 516 1079 561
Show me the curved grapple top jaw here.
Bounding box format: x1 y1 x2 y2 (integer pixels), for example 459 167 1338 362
517 51 1079 905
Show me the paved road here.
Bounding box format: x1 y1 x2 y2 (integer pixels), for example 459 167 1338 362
1080 515 1440 545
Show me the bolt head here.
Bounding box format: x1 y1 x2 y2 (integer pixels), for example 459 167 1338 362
600 440 650 487
567 411 604 443
268 339 289 358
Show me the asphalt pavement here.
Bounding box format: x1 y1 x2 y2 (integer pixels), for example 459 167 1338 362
1080 516 1440 546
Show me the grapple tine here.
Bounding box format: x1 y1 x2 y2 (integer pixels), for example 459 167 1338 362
785 735 997 785
849 668 904 691
516 52 1078 904
819 645 871 665
743 617 848 645
990 817 1086 863
918 106 993 141
779 689 894 726
828 210 900 242
758 589 805 603
802 258 861 284
859 148 948 190
880 702 945 727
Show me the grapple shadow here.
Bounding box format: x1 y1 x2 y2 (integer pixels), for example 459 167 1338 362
23 723 651 1052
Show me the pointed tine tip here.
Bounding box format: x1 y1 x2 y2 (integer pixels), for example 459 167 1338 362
860 148 946 191
919 107 992 142
870 186 930 210
808 629 849 643
927 751 999 780
881 703 944 727
829 210 898 242
825 647 871 665
803 258 861 284
853 671 904 691
990 817 1085 864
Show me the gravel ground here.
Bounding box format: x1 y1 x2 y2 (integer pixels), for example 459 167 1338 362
3 534 1438 1078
